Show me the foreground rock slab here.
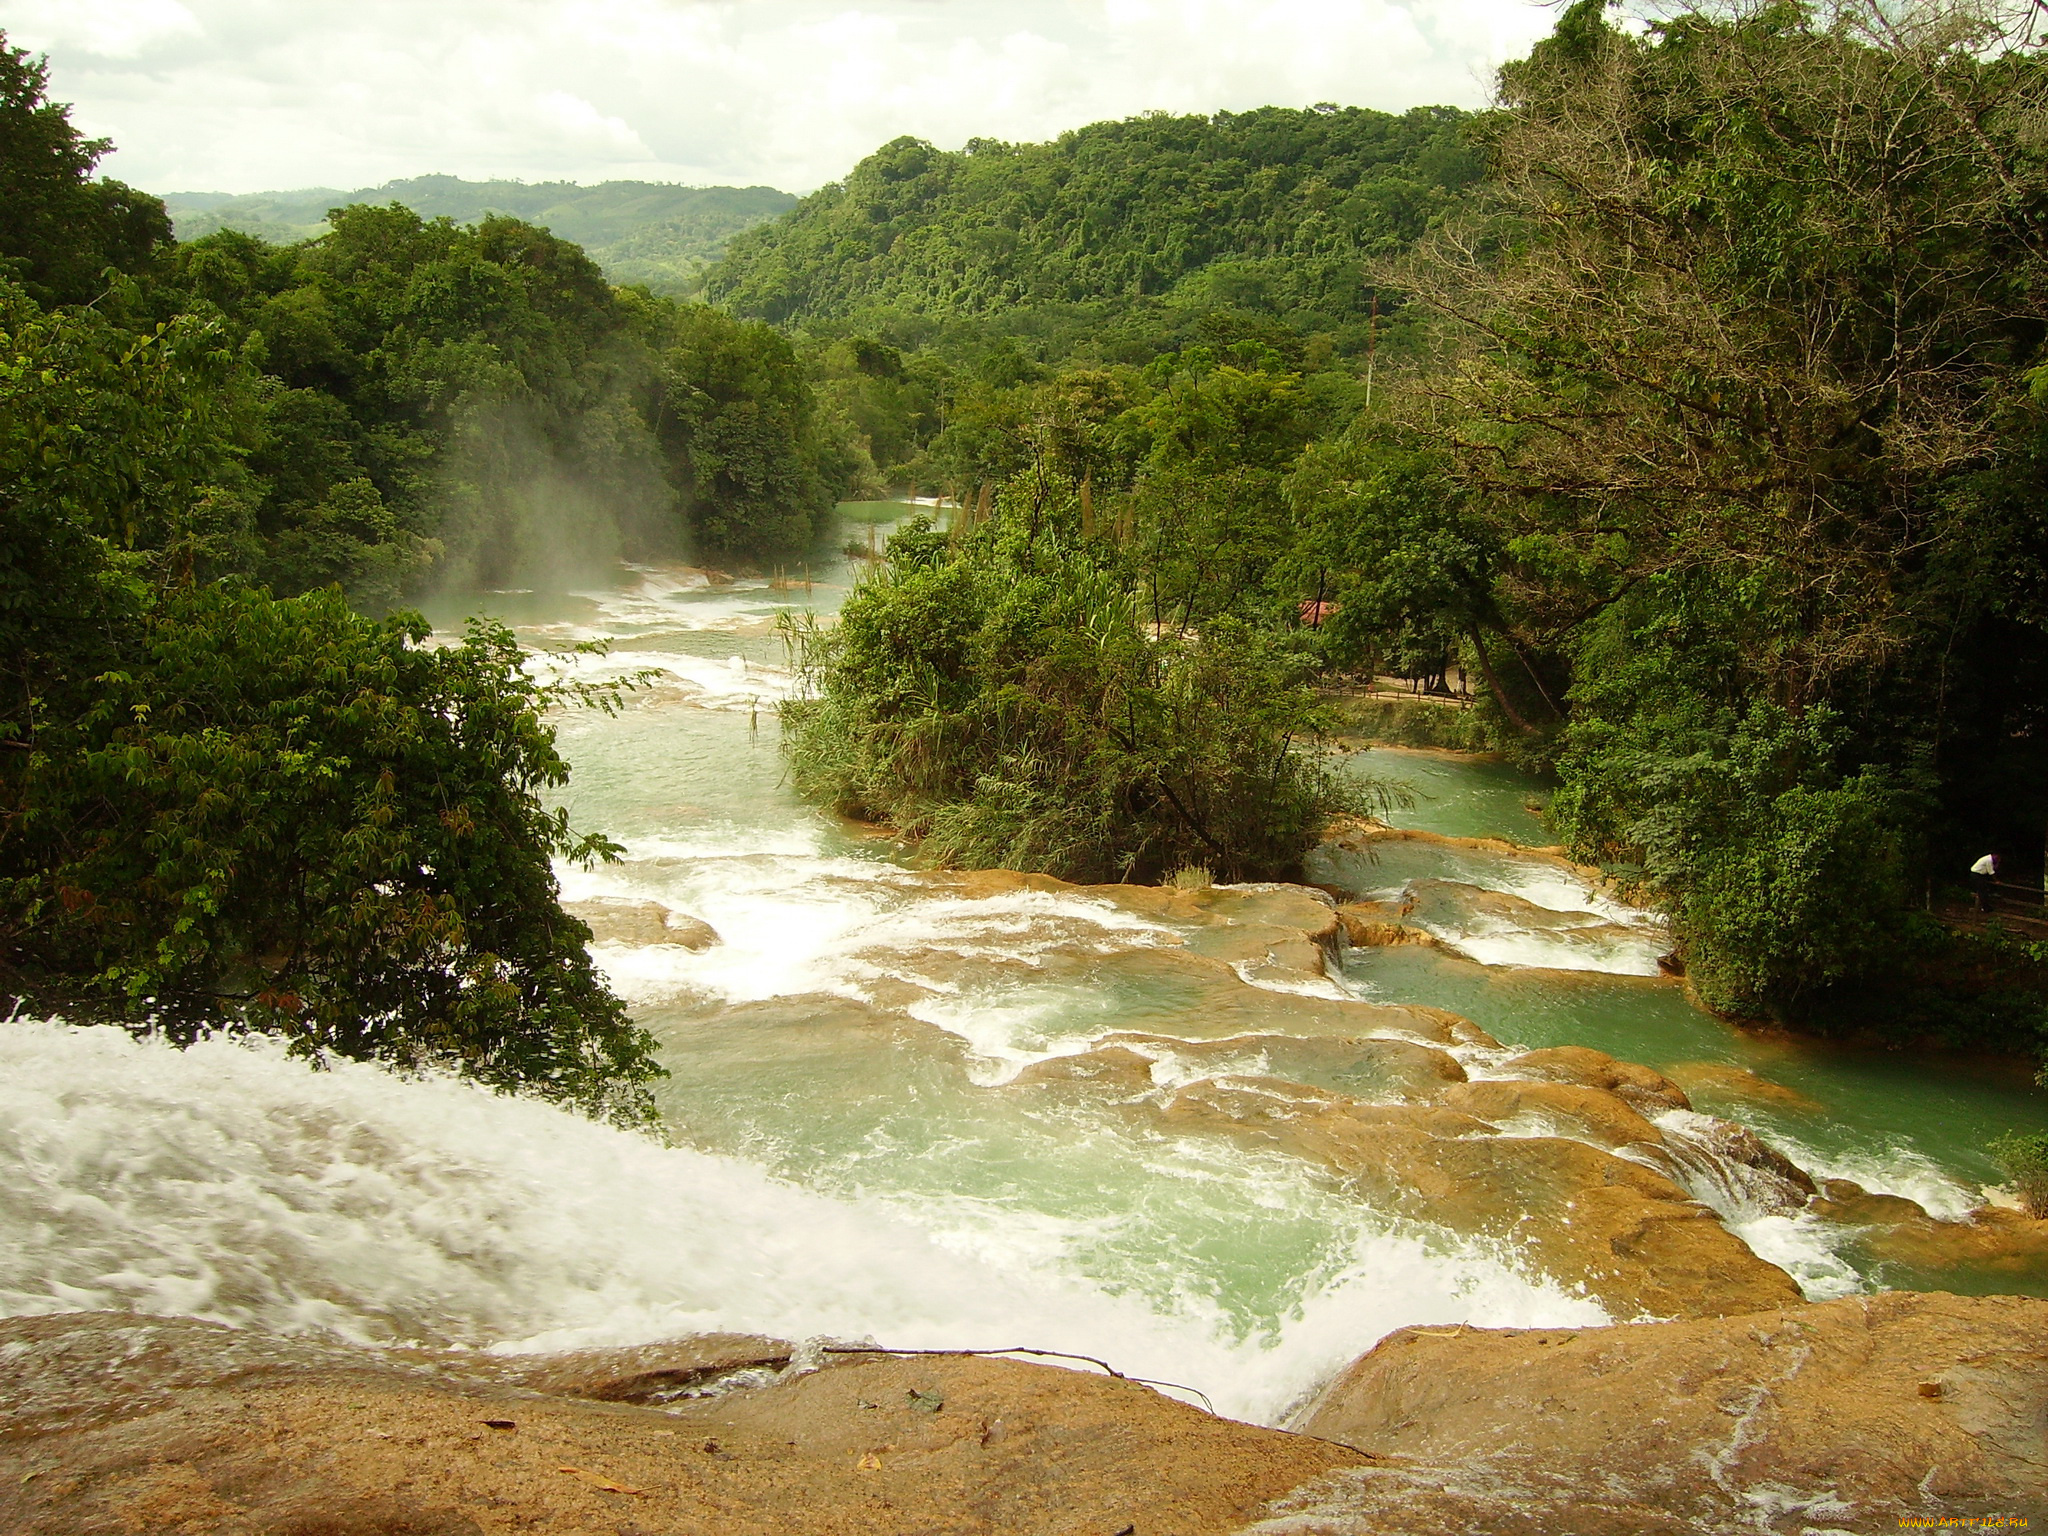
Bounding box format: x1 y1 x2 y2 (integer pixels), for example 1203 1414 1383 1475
0 1313 1359 1536
1280 1290 2048 1534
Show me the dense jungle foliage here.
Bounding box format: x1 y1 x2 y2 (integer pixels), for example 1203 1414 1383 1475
146 204 850 592
784 503 1362 884
708 104 1479 366
764 0 2048 1074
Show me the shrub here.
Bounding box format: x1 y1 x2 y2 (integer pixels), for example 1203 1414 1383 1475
1989 1131 2048 1218
782 505 1371 883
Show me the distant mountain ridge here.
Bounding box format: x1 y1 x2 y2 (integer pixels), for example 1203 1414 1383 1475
162 174 797 292
701 105 1480 359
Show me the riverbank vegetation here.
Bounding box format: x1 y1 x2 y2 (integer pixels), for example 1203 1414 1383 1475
0 36 672 1120
753 0 2048 1074
782 505 1362 883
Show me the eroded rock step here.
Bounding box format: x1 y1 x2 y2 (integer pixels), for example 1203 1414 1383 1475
7 1298 2044 1535
920 868 2048 1314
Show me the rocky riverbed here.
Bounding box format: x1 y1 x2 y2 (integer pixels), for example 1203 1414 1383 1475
9 873 2048 1534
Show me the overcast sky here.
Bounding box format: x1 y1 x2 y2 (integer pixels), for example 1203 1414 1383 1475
3 0 1558 197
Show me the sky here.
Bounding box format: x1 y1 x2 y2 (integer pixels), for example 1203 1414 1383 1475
2 0 1559 197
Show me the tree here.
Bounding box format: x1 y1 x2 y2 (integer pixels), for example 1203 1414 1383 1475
1371 0 2048 1014
781 499 1364 884
0 279 661 1125
1393 0 2048 709
658 305 836 560
5 587 661 1126
0 34 170 306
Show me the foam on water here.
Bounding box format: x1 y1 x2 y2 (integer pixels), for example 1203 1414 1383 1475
1434 924 1668 977
0 1023 1608 1426
526 645 795 711
1318 841 1670 976
1747 1126 1981 1223
563 833 1177 1010
568 566 822 635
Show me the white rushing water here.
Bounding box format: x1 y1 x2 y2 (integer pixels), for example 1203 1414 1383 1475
0 1021 1606 1426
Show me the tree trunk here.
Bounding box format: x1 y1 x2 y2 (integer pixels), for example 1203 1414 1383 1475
1468 628 1536 734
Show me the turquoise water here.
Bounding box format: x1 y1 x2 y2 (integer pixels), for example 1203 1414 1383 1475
1323 745 2048 1229
9 542 2044 1433
423 565 2048 1306
1346 746 1552 845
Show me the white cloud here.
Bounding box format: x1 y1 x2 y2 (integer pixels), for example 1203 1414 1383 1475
0 0 1558 195
4 0 199 59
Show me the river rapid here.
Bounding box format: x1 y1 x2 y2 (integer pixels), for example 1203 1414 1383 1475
4 528 2046 1429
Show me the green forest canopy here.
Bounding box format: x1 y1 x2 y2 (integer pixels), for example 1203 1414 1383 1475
706 104 1478 365
165 176 797 293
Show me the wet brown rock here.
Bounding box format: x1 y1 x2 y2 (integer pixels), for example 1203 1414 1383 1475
0 1314 1361 1536
1007 1046 1159 1095
1663 1115 1817 1202
565 898 720 951
924 870 1346 966
1664 1060 1825 1113
1497 1045 1692 1114
1287 1291 2048 1532
481 1336 792 1404
1867 1204 2048 1275
1811 1181 2048 1278
1054 944 1495 1050
1436 1078 1664 1151
1180 919 1331 979
1159 1079 1801 1320
1100 1031 1467 1101
932 868 1077 902
1190 882 1342 947
1334 901 1440 949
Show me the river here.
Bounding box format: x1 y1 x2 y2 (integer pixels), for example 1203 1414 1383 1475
3 525 2044 1429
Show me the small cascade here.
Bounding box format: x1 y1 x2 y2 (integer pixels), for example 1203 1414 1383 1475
0 1021 1609 1428
1644 1110 1866 1300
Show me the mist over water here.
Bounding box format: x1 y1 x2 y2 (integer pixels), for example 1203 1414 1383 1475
5 522 2045 1431
429 387 685 594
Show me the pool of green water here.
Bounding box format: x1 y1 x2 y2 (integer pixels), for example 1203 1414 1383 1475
1345 746 1553 845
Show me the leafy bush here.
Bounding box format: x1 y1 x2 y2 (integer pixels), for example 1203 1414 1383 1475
1989 1131 2048 1218
782 505 1365 883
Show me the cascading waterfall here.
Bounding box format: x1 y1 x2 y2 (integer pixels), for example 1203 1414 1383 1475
5 549 2043 1437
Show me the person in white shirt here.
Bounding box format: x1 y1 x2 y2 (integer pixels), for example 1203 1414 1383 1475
1971 851 2000 911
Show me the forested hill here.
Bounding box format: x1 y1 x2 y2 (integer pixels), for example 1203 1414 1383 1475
702 106 1478 357
164 177 796 291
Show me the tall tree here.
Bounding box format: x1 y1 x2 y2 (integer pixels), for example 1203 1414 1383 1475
0 36 170 306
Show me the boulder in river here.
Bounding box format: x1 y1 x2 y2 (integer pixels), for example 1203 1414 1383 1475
1812 1178 2048 1279
1495 1044 1693 1114
1334 899 1441 948
564 897 720 951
